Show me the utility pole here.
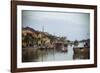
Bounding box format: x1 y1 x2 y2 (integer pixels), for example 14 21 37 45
42 25 44 32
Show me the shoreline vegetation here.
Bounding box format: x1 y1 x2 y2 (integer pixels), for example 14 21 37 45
22 27 90 62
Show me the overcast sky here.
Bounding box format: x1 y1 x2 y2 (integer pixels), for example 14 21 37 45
22 10 90 41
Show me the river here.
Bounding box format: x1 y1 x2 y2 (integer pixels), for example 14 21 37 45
22 42 88 62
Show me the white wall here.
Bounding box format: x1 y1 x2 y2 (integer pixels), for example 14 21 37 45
0 0 99 73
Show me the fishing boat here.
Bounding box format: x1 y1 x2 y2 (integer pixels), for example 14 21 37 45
61 46 68 52
73 42 90 59
61 44 68 52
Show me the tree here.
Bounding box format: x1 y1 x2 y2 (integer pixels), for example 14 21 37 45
60 37 66 42
74 40 79 46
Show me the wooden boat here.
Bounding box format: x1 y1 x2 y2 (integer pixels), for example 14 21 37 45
73 47 89 59
61 43 68 52
61 47 68 52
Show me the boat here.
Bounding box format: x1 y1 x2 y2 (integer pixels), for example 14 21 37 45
61 44 68 52
61 46 68 52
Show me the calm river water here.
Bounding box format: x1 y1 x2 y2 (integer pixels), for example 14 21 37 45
37 45 74 62
22 42 86 62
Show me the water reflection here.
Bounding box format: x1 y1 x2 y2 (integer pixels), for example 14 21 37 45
22 42 89 62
